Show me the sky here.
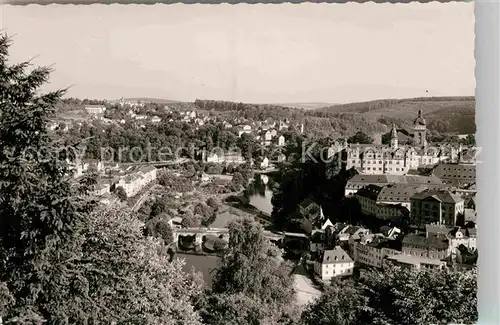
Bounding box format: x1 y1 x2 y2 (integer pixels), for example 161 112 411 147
1 3 475 104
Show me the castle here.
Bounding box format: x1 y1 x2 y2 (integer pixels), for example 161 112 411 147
342 110 463 175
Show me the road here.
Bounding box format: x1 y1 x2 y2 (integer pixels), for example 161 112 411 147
131 184 162 212
292 262 322 307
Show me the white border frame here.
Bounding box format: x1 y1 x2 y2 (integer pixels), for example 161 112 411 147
476 1 500 324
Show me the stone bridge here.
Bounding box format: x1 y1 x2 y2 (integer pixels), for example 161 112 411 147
173 227 309 249
173 228 231 247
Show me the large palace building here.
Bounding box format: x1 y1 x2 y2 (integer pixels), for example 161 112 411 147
342 110 465 176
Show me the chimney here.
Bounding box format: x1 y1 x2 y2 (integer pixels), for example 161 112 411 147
373 133 382 145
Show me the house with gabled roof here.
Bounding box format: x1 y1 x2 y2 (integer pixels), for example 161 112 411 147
313 246 354 280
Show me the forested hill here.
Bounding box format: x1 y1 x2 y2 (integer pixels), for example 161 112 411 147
308 96 475 135
193 96 475 139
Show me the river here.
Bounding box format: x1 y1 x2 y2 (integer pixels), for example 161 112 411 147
177 174 320 305
177 174 275 288
176 253 220 289
248 174 274 215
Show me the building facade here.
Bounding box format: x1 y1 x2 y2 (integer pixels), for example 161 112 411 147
314 246 354 280
353 239 401 269
401 233 451 260
342 111 469 177
410 189 465 226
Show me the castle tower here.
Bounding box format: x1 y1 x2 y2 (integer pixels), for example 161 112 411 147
413 110 427 148
390 123 398 150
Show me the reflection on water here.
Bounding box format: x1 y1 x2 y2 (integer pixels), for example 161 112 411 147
248 174 275 215
176 253 220 289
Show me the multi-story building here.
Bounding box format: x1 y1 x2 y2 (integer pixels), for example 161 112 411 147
344 174 444 197
410 189 465 226
432 163 476 186
353 237 401 269
355 183 428 220
313 246 354 280
115 166 157 197
344 111 459 176
376 203 409 220
401 232 451 260
425 225 477 253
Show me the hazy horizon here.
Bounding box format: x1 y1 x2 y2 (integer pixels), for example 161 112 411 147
1 3 475 104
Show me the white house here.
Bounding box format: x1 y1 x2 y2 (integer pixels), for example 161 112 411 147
151 116 161 123
263 130 273 146
260 157 269 169
116 166 157 197
206 153 245 165
314 246 354 281
167 216 183 230
85 105 106 115
278 135 285 147
238 125 253 137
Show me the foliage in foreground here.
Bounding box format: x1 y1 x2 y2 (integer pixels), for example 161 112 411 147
0 34 202 324
300 265 478 325
197 218 296 325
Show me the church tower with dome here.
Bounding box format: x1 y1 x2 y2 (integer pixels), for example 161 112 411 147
413 109 427 148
